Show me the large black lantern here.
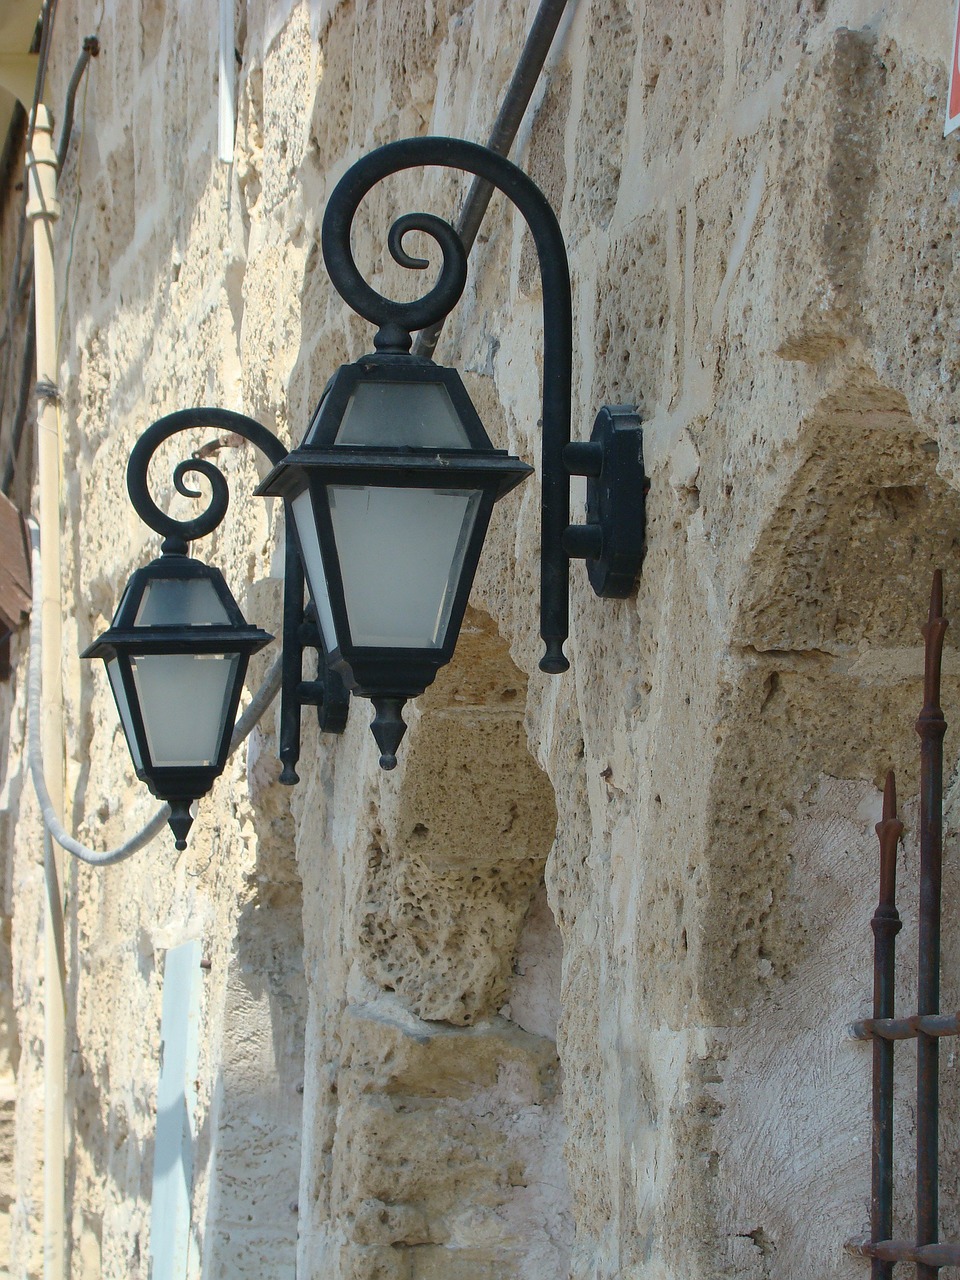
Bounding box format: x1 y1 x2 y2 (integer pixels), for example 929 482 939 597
257 353 532 766
83 550 272 848
252 135 645 769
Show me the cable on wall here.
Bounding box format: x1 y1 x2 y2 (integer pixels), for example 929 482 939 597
0 32 99 496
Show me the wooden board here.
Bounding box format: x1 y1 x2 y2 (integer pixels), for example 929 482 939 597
0 489 29 638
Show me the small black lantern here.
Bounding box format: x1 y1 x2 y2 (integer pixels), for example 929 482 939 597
82 549 272 849
256 353 532 766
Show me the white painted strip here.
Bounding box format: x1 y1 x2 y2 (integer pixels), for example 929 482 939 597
149 940 203 1280
219 0 236 163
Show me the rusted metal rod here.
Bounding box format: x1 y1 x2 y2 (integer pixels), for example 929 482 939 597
847 1237 960 1267
870 770 903 1280
917 570 948 1280
851 1012 960 1042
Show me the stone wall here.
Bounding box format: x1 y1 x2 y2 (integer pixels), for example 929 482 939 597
2 0 960 1276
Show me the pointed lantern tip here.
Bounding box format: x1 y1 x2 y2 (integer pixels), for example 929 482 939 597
167 799 195 851
371 697 408 772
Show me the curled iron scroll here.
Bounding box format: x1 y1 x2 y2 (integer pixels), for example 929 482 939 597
127 408 288 547
323 193 469 346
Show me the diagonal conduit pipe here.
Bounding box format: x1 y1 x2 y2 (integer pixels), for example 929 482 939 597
26 101 66 1280
411 0 570 360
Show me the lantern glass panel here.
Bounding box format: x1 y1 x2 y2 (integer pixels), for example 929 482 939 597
291 489 338 652
135 576 232 627
328 484 482 648
106 657 143 771
131 652 240 767
335 381 471 448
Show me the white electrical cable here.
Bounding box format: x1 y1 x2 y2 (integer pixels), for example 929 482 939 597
26 520 284 865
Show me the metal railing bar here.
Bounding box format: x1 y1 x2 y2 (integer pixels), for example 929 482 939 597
847 1237 960 1268
851 1012 960 1042
870 768 903 1280
917 570 948 1279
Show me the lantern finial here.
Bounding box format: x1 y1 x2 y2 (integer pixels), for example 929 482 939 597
371 697 407 770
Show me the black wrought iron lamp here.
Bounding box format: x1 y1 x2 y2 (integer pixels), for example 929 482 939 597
84 136 647 844
256 352 532 766
83 408 350 849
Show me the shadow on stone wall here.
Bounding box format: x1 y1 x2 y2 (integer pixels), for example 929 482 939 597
324 606 574 1279
709 370 960 1015
195 591 306 1279
682 367 960 1275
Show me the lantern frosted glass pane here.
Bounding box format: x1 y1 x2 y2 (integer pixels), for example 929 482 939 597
291 490 338 652
135 577 231 627
335 381 472 448
106 657 144 771
130 653 240 767
328 485 481 647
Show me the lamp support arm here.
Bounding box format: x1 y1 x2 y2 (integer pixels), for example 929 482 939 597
321 136 573 674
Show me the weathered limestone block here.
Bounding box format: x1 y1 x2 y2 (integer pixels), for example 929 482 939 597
593 212 668 411
772 28 889 360
356 609 557 1025
0 1083 14 1266
342 1242 523 1280
338 1004 560 1103
638 0 724 164
695 374 960 1022
329 1003 567 1275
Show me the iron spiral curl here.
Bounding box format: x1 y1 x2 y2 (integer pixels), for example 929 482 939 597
323 197 468 348
126 408 288 549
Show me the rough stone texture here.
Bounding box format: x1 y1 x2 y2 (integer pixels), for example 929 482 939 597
1 0 960 1277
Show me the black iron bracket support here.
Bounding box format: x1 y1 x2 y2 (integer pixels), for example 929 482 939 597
322 136 576 675
126 408 349 789
563 405 646 598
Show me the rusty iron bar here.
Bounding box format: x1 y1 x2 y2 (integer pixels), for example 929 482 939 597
917 570 948 1280
848 1238 960 1268
871 770 904 1280
852 1013 960 1043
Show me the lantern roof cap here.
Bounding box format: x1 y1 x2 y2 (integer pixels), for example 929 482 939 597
81 554 273 659
299 353 497 452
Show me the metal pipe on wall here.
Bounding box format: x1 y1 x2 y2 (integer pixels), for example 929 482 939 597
2 36 99 499
412 0 570 360
915 571 948 1280
25 102 66 1280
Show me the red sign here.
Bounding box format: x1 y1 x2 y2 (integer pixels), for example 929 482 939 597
947 0 960 135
